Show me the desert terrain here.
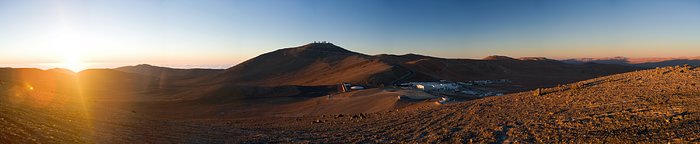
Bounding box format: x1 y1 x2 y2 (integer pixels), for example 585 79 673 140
2 43 699 143
229 65 700 143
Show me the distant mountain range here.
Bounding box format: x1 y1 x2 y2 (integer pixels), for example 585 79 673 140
2 43 698 143
11 43 696 102
187 43 640 90
28 42 629 104
0 42 684 128
71 43 700 91
561 56 700 68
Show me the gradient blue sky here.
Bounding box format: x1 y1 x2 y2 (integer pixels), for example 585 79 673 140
1 0 699 70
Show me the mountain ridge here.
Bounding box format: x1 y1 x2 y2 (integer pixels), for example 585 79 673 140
562 56 700 67
196 43 642 90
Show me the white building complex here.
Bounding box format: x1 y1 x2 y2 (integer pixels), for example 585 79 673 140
350 86 365 90
413 82 459 91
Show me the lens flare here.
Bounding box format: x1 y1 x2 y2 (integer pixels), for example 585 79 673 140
60 53 87 72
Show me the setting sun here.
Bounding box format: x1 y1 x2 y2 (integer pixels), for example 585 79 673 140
60 53 87 72
2 0 700 143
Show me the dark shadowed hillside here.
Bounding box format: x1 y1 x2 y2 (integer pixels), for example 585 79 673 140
563 57 700 68
204 43 640 90
115 64 223 79
377 54 641 90
209 43 407 86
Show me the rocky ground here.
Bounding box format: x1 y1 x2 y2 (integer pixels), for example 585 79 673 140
2 65 700 143
224 65 700 143
0 87 94 143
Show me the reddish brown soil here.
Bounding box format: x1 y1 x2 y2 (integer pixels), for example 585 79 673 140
222 65 700 143
2 65 699 143
1 44 687 143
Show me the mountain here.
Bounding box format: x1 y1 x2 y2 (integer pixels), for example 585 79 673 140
0 43 684 143
635 59 700 68
376 54 640 90
482 55 518 61
562 56 700 68
203 43 640 90
0 43 643 101
561 56 631 65
517 57 557 61
209 42 407 86
0 68 79 95
115 64 223 79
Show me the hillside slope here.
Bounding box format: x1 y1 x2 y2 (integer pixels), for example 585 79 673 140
115 64 223 80
207 43 639 90
228 65 700 143
210 43 407 86
377 54 640 89
0 68 94 143
563 57 700 68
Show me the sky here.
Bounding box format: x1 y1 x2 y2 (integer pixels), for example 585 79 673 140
1 0 699 71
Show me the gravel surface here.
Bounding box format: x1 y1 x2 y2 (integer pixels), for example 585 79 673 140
2 65 699 143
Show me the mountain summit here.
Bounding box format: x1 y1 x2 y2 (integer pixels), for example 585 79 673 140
202 43 640 89
292 42 357 54
213 43 399 86
482 55 517 61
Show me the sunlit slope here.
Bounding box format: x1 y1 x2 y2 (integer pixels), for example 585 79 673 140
433 65 700 142
0 68 94 143
231 65 700 143
266 88 437 117
76 69 165 101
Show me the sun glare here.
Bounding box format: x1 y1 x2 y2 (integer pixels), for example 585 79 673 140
60 53 87 72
